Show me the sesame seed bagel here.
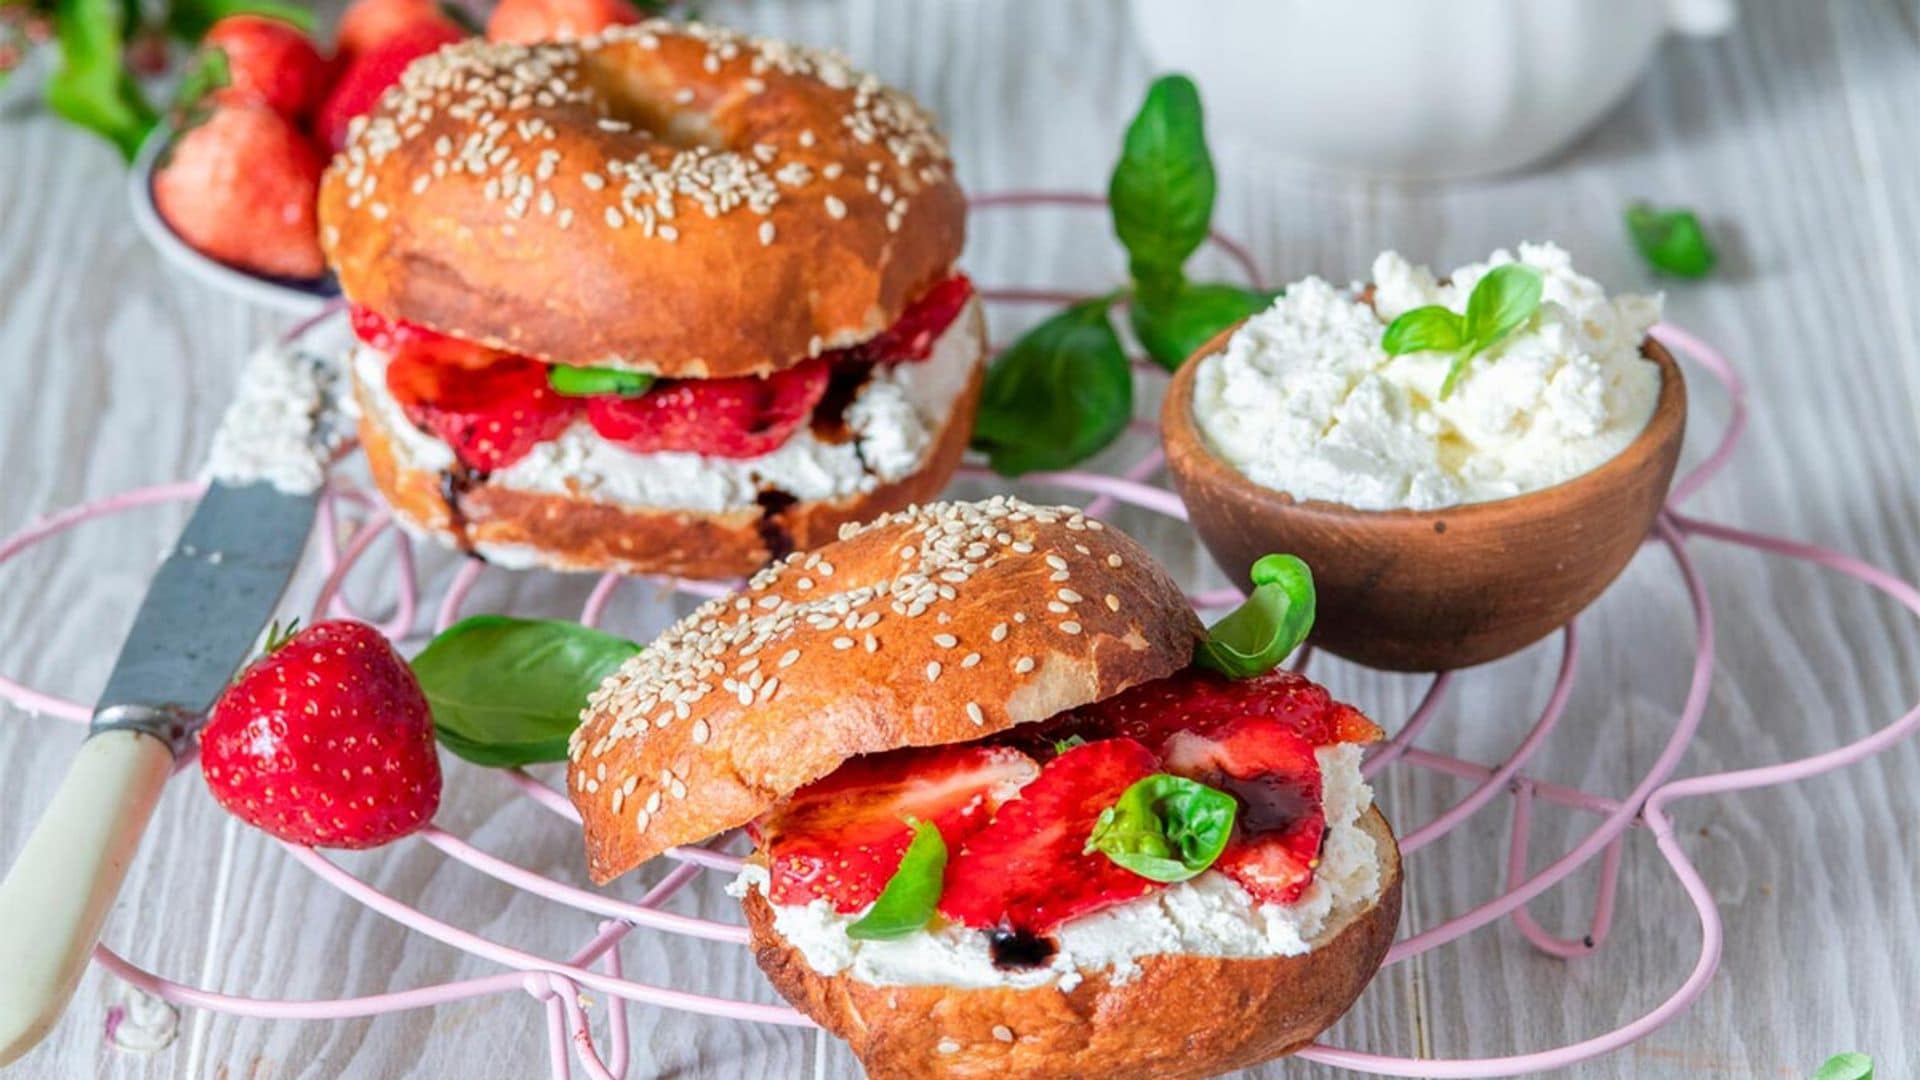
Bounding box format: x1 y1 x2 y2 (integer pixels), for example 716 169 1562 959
568 497 1205 882
741 807 1402 1080
318 22 965 377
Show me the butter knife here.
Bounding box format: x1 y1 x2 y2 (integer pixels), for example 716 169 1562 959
0 480 316 1065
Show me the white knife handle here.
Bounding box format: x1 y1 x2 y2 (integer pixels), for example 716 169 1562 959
0 730 175 1066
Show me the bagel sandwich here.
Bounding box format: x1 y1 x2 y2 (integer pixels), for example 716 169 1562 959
568 497 1402 1078
319 23 978 578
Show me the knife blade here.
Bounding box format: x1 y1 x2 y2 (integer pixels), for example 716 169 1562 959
0 479 316 1066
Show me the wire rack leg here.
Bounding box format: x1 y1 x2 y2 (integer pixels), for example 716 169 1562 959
1503 782 1628 958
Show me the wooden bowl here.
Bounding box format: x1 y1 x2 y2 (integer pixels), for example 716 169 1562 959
1162 329 1687 672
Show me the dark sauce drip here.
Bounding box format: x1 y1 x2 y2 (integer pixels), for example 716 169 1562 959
1211 772 1316 834
988 928 1057 971
808 360 878 445
437 463 483 555
753 489 799 563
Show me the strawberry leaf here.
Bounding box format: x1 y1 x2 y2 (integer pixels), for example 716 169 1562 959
45 0 156 161
1196 554 1316 678
846 818 947 940
1085 773 1236 882
412 616 640 767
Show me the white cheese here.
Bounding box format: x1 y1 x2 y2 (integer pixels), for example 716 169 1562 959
729 743 1382 990
354 295 983 512
201 320 358 495
1193 243 1662 510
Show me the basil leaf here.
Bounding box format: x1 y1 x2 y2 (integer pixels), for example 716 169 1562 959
1379 305 1467 357
1196 553 1316 678
549 365 656 398
971 297 1133 476
1129 281 1274 372
412 616 641 767
1461 263 1543 354
165 0 315 40
846 819 947 940
1625 202 1717 279
1085 774 1236 882
1812 1054 1873 1080
1108 74 1214 301
46 0 156 161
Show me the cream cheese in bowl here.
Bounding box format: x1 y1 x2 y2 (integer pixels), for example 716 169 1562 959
1192 243 1662 511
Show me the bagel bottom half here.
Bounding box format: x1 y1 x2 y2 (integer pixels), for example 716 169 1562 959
743 807 1402 1080
353 358 983 581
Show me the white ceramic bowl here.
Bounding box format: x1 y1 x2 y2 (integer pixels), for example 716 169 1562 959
1127 0 1736 181
129 127 341 314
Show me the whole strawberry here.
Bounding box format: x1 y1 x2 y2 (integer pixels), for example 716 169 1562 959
317 21 463 151
334 0 466 62
153 101 326 279
201 620 441 848
200 15 331 119
486 0 641 44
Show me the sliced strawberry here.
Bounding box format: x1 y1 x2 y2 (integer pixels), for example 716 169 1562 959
1019 668 1384 757
585 358 829 459
386 348 577 471
759 744 1039 913
317 21 463 151
939 738 1163 934
832 274 974 366
1163 717 1325 905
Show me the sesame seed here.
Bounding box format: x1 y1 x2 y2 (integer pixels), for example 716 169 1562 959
779 649 801 668
1108 554 1124 568
961 652 981 668
692 720 710 744
1045 555 1068 571
966 703 984 725
759 221 776 245
926 661 942 682
833 637 854 650
604 207 624 228
1059 589 1083 603
1014 657 1035 674
992 1025 1014 1043
864 634 878 653
581 172 605 190
1105 594 1121 611
825 195 847 219
1061 621 1083 635
990 623 1008 642
933 633 957 648
1047 602 1070 614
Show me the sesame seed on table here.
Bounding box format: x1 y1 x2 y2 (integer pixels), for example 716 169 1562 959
2 1 1918 1077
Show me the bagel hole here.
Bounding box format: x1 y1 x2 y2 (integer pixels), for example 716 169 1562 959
582 61 725 150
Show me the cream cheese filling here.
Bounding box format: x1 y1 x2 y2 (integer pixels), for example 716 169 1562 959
353 295 983 514
729 742 1382 992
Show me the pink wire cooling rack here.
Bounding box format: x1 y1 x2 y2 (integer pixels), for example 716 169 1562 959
4 194 1919 1078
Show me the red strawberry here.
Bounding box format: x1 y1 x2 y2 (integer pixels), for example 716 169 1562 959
386 348 578 471
200 620 441 849
1021 668 1384 757
153 101 326 279
486 0 641 44
585 359 830 459
759 744 1038 912
348 304 499 367
939 738 1162 934
317 21 463 151
200 15 330 119
844 274 975 365
1163 717 1325 904
335 0 465 61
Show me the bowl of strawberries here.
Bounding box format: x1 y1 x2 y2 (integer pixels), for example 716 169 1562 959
131 0 649 312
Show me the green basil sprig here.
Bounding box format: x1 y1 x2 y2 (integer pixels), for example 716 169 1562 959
1381 263 1544 400
846 819 947 940
1085 774 1237 882
1196 553 1316 678
44 0 157 161
969 73 1272 474
1812 1054 1873 1080
1625 202 1717 279
971 297 1132 476
549 365 657 398
411 616 641 767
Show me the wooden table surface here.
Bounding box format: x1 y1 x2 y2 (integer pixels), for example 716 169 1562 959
3 1 1917 1076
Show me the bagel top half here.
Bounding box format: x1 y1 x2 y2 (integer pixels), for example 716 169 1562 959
319 22 966 378
567 496 1206 883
